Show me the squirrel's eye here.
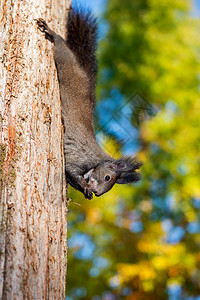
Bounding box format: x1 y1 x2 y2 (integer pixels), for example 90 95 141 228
105 175 111 182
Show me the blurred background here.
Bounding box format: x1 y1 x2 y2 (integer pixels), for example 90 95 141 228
66 0 200 299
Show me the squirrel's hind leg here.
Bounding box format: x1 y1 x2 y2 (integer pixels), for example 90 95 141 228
36 18 54 43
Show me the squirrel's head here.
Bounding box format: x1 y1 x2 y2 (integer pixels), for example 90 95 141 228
84 157 142 197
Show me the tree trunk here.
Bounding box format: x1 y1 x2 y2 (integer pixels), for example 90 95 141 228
0 0 70 299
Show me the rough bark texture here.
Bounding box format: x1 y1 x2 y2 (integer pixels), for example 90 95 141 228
0 0 70 299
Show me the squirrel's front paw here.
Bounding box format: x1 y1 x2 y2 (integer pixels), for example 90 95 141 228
84 186 93 200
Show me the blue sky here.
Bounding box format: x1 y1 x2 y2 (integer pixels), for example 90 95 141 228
77 0 200 17
192 0 200 17
74 0 107 15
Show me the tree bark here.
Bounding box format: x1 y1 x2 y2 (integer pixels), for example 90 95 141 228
0 0 70 299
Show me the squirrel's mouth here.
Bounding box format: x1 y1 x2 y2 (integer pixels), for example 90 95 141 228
93 190 103 197
92 190 100 197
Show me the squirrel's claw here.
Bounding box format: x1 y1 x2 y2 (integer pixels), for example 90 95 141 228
35 18 54 42
84 186 93 200
36 18 48 32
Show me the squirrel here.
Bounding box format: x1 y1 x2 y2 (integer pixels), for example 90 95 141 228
36 7 142 200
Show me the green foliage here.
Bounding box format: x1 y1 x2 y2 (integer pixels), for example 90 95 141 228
67 0 200 299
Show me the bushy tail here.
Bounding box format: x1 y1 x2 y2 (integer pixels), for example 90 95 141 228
66 7 98 88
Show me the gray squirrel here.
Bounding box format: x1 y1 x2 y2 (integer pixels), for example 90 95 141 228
36 7 142 200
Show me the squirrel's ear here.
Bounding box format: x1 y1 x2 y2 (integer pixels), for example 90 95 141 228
116 171 141 184
113 157 142 184
107 157 142 173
